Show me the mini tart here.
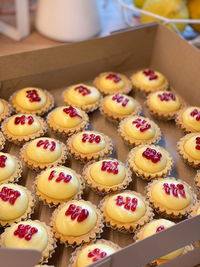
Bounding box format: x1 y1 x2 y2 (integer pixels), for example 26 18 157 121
47 106 89 137
127 145 173 180
119 115 161 146
176 106 200 133
63 83 101 112
100 93 142 121
70 239 121 267
0 152 22 184
146 178 196 218
0 220 56 263
100 190 153 233
0 98 12 123
67 130 113 162
21 137 67 171
50 200 103 246
35 166 85 206
2 113 47 145
177 133 200 168
10 87 54 115
130 69 168 95
146 90 185 120
0 183 35 226
0 131 5 151
82 158 132 194
136 219 191 265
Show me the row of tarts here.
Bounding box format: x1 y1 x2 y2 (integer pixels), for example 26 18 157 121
0 70 199 266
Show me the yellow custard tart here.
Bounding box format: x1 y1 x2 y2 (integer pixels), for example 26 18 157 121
136 219 191 265
35 166 85 206
67 130 113 162
21 137 67 171
94 72 132 95
10 87 54 115
100 93 142 121
47 106 89 137
51 200 103 246
0 152 22 185
100 190 153 233
176 106 200 133
63 84 101 112
83 158 132 194
70 239 121 267
177 133 200 168
0 98 12 123
131 69 168 95
119 115 161 146
128 145 173 180
0 183 35 226
2 114 47 145
146 90 184 120
146 178 196 218
0 220 56 263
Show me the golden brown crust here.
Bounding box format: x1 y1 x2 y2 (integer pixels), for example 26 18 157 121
176 107 199 133
94 72 132 95
190 201 200 217
0 131 5 151
195 170 200 189
0 99 12 123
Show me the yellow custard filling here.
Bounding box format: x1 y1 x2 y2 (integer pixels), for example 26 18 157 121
105 192 146 223
55 200 97 236
0 101 4 115
184 135 200 160
151 179 191 210
182 107 200 131
4 220 48 252
134 70 165 88
99 74 124 91
104 94 135 115
37 166 80 200
0 153 17 182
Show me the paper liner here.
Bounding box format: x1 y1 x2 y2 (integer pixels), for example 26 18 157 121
100 95 142 122
119 116 162 147
177 133 200 169
69 239 121 267
50 200 104 246
47 107 89 137
20 140 68 171
130 70 169 95
82 159 132 195
0 131 5 151
10 89 54 116
99 190 154 233
34 168 85 206
0 99 12 123
1 115 48 145
146 178 196 219
0 185 35 227
127 145 173 180
67 131 113 162
94 72 132 95
0 220 56 264
146 91 185 120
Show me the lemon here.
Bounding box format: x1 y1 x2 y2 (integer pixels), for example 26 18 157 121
188 0 200 33
141 0 189 33
134 0 146 8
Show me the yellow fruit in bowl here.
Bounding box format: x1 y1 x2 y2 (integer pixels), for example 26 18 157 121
134 0 146 8
188 0 200 33
141 0 189 33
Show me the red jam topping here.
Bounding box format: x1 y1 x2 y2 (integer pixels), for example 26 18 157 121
0 186 21 205
0 155 7 168
88 248 107 263
195 137 200 150
112 94 129 107
14 224 38 241
82 133 101 143
63 106 82 119
143 70 158 80
14 115 34 125
65 204 89 222
26 89 41 102
106 73 121 83
190 109 200 121
36 140 56 151
74 85 91 96
156 225 165 232
132 118 151 132
101 161 119 174
158 92 176 101
115 195 138 212
163 183 186 198
48 170 72 183
142 148 162 163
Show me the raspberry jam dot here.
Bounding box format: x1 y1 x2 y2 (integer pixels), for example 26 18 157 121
88 248 107 263
36 140 56 151
0 186 21 205
48 170 72 183
143 70 158 80
196 137 200 150
74 86 91 96
156 225 165 232
190 109 200 121
132 118 151 132
163 183 186 198
142 148 162 163
65 204 89 222
106 73 121 83
115 195 138 212
0 155 7 168
158 92 176 102
14 224 38 241
112 94 129 107
101 161 119 174
14 115 34 125
63 106 82 119
81 133 101 144
26 89 41 102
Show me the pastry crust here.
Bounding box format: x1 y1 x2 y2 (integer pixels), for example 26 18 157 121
0 99 12 123
195 170 200 189
176 107 200 133
0 131 5 151
190 201 200 217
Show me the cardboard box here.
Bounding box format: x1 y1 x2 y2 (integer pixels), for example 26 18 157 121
0 22 200 267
